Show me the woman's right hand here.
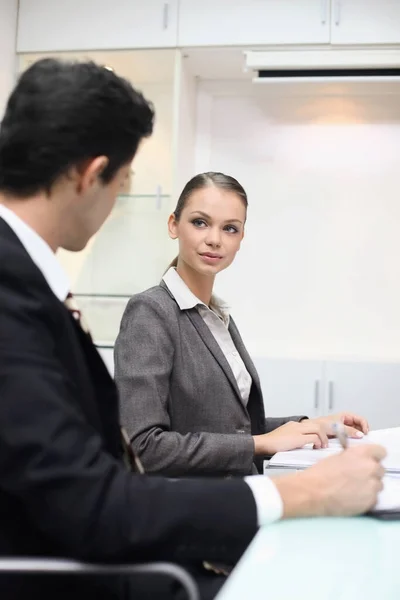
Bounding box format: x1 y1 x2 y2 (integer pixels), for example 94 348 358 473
253 420 329 456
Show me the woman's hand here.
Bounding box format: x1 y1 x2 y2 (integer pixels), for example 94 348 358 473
308 412 369 439
253 420 329 456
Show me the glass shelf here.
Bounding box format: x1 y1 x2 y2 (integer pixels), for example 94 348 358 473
74 294 131 344
58 193 175 343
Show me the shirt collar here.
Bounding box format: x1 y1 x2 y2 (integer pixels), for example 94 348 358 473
163 267 230 325
0 204 70 301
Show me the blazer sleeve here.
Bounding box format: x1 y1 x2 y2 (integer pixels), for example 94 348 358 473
115 294 255 476
264 415 308 434
0 270 257 565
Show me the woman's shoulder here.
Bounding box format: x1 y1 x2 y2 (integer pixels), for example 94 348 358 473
126 284 179 317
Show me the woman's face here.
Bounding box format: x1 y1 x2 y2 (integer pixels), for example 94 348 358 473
168 185 246 277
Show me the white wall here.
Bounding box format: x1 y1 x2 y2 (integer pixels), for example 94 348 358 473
0 0 18 118
196 81 400 362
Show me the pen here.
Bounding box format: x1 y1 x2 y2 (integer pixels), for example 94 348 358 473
333 421 348 450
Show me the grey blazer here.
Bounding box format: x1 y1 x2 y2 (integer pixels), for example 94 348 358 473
115 283 306 477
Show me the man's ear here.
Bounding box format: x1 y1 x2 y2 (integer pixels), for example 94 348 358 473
168 213 179 239
74 156 109 194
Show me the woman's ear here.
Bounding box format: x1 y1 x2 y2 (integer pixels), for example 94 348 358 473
168 213 178 240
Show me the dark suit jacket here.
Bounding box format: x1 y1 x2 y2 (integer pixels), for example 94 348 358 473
115 284 305 478
0 218 258 600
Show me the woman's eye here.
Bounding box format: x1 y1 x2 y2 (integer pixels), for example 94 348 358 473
192 219 207 228
225 225 238 233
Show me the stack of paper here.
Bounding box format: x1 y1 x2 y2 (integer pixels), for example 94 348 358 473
375 476 400 512
268 427 400 473
267 427 400 513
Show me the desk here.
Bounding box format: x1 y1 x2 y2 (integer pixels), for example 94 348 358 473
216 517 400 599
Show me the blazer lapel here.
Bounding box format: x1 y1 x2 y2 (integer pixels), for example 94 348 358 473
160 280 247 409
185 309 245 407
228 319 263 400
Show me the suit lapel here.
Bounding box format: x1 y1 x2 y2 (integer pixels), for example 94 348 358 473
228 318 263 400
160 279 249 410
186 308 245 406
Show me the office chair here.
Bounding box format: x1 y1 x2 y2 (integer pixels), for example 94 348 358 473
0 557 200 600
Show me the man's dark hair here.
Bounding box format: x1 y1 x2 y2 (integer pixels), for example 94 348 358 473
0 58 155 197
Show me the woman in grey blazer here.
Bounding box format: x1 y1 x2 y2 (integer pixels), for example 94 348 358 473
115 172 368 477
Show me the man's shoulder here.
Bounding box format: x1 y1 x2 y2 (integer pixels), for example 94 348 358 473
0 220 38 287
0 220 59 325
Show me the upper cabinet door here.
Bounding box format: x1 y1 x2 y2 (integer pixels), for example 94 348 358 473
17 0 179 52
331 0 400 45
178 0 331 47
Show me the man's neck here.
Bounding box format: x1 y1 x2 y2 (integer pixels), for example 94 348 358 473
0 192 60 252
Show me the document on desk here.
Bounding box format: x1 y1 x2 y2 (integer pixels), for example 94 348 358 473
375 476 400 512
267 427 400 513
268 426 400 474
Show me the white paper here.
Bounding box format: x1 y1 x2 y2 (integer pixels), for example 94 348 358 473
375 476 400 512
268 426 400 473
268 427 400 513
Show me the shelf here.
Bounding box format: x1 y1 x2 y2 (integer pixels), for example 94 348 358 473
74 294 130 344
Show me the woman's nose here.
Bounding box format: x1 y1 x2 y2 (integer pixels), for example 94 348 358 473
205 228 221 247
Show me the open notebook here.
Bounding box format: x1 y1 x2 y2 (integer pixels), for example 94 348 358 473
267 426 400 513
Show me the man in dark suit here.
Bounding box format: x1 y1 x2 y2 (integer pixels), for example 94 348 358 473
0 58 386 600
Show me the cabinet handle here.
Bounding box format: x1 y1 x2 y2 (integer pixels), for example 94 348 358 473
163 2 169 30
314 380 320 410
328 380 334 411
320 0 328 24
334 0 341 25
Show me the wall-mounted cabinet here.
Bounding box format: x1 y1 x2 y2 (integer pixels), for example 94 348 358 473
17 0 400 52
178 0 400 48
178 0 330 47
330 0 400 45
17 0 179 52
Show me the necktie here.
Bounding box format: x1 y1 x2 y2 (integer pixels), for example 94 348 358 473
64 292 91 336
64 292 144 474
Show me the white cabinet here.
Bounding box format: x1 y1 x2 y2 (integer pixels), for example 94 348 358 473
324 362 400 430
331 0 400 45
17 0 179 52
178 0 330 47
255 358 400 431
252 358 324 420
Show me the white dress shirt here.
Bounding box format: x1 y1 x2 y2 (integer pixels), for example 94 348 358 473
0 204 69 301
163 267 283 525
163 267 252 405
0 205 283 527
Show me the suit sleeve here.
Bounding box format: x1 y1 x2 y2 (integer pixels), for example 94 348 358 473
115 295 255 476
0 274 257 564
264 416 308 433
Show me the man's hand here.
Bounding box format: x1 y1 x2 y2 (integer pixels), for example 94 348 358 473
309 412 369 439
274 444 386 519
